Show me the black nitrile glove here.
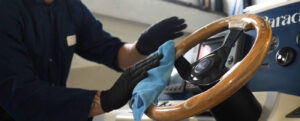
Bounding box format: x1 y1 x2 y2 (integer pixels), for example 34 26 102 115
100 54 163 112
136 16 187 55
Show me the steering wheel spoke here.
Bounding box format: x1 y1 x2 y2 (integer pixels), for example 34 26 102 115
174 56 192 80
222 29 244 53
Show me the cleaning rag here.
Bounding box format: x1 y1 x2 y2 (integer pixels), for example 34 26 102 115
130 40 175 121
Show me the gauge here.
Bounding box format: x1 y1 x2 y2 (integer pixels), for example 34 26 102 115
268 34 280 54
297 33 300 47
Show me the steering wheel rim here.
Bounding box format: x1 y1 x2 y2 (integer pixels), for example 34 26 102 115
145 14 272 121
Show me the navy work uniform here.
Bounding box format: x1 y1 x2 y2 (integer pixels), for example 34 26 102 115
0 0 124 120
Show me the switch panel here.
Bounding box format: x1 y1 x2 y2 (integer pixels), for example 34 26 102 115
185 82 202 93
163 68 185 94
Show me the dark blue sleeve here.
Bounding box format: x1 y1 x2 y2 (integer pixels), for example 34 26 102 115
74 1 125 72
0 1 97 121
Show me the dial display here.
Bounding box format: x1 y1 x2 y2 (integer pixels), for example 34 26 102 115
268 34 280 54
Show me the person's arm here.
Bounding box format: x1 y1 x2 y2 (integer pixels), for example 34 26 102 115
117 43 147 70
88 91 104 117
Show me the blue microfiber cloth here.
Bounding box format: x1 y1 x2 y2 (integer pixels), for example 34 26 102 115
130 40 175 121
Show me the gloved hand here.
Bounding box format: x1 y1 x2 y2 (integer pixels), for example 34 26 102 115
136 16 187 55
100 54 163 112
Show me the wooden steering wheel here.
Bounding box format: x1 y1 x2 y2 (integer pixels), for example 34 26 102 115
146 14 272 121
